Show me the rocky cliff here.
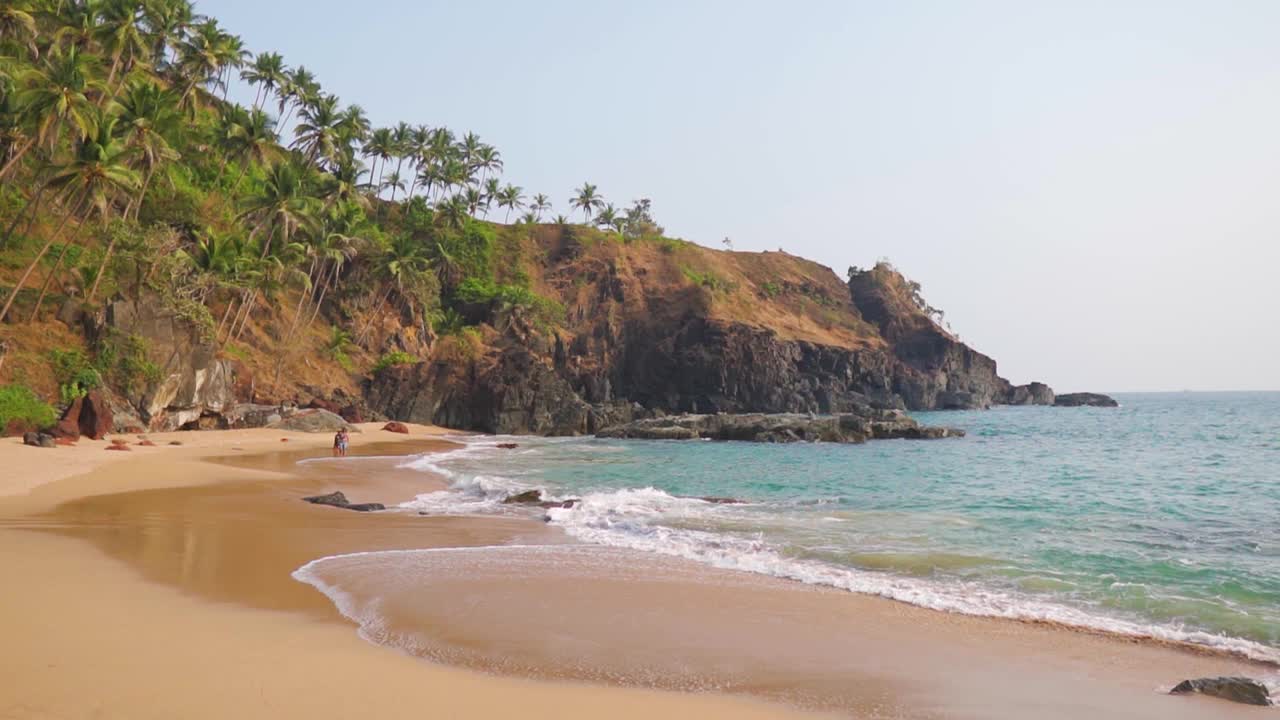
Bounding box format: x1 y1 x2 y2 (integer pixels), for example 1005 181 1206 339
365 228 1057 434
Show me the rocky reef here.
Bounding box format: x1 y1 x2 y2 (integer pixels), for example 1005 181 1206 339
1053 392 1119 407
596 410 963 444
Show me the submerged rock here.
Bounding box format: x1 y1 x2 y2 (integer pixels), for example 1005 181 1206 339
1170 677 1271 706
502 489 545 505
596 410 963 444
301 491 385 512
1053 392 1119 408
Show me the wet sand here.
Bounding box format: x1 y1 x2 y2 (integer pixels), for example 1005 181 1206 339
0 428 1274 718
0 427 815 720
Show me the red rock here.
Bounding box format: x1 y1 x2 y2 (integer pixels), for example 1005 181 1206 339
3 418 36 437
105 445 131 452
382 421 410 434
110 438 128 446
53 390 114 441
339 404 364 424
280 438 289 442
137 440 157 447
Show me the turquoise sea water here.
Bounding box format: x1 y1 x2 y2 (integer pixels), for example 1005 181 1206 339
395 392 1280 663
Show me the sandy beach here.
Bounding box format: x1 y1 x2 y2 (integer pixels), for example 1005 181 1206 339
0 426 1273 719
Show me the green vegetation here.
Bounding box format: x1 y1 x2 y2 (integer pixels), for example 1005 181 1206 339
371 350 416 373
0 384 57 431
681 266 735 293
0 0 668 395
48 347 102 403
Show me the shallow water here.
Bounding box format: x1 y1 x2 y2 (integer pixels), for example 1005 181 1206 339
380 392 1280 664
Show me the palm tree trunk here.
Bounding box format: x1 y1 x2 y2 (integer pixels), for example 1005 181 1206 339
357 284 394 345
1 181 47 250
29 213 91 322
86 212 122 304
0 191 85 325
0 137 36 182
215 296 237 343
129 165 157 221
232 291 258 342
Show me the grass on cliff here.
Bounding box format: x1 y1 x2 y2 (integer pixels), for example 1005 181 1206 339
0 385 57 434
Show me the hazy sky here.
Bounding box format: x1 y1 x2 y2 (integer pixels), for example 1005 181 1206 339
204 0 1279 392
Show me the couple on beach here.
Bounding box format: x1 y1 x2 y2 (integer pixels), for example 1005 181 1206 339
332 428 350 457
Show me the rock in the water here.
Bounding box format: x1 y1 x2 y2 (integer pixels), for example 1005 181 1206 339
301 491 384 512
1007 382 1055 406
382 421 410 434
269 409 359 434
597 410 963 444
502 489 545 504
1053 392 1119 408
1170 677 1271 706
497 443 519 449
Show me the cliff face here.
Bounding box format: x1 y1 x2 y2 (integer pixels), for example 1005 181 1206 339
365 228 1053 433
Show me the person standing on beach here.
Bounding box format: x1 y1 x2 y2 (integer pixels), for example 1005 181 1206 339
338 428 350 457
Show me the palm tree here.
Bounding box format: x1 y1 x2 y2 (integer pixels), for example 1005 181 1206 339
361 126 394 196
497 184 524 223
481 177 500 218
321 157 368 209
474 144 501 187
40 111 141 309
1 47 103 181
388 121 411 194
96 0 151 97
0 2 38 60
142 0 199 69
571 182 603 223
291 93 341 167
241 51 287 112
530 193 551 221
595 203 621 232
462 186 484 217
115 78 181 218
276 65 317 128
238 159 317 261
381 170 405 203
436 194 468 231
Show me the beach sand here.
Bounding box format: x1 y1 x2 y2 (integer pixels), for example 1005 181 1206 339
0 426 1273 719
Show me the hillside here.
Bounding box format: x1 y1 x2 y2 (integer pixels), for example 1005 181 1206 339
0 1 1053 436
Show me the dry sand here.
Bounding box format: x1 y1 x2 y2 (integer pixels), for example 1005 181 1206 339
0 425 1274 719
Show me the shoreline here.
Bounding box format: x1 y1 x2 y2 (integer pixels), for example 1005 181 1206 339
1 428 1275 718
0 427 818 720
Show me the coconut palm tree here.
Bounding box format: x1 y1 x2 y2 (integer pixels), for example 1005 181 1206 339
39 111 141 308
570 182 603 223
291 93 341 167
96 0 151 97
276 65 316 128
361 126 394 196
1 46 103 181
241 51 286 112
142 0 199 69
436 194 467 231
530 193 551 221
474 143 501 187
595 203 621 233
238 158 317 261
115 78 180 218
497 184 524 223
0 2 38 60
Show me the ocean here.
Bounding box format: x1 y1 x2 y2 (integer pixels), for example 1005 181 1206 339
298 392 1280 665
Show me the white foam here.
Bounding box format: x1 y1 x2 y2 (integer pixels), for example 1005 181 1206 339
545 485 1280 666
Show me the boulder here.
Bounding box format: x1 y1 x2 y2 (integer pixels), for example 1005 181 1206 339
301 491 385 512
1170 677 1271 706
23 432 56 448
382 421 410 434
1054 392 1119 408
1007 382 1055 406
502 489 545 504
105 444 131 452
221 403 286 429
339 404 365 424
268 409 358 434
496 443 519 449
52 390 113 441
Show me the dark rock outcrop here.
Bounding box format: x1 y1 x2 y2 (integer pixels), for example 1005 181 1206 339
1170 677 1271 706
51 390 113 440
302 491 385 512
23 432 56 448
1007 382 1055 406
501 489 579 509
597 410 963 444
1054 392 1119 408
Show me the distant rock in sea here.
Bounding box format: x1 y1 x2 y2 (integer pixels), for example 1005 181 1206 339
1053 393 1119 408
597 410 963 444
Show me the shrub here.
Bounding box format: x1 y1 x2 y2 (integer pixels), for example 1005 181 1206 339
0 384 57 434
95 332 162 396
372 350 417 373
48 348 103 404
325 328 354 372
761 281 782 298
